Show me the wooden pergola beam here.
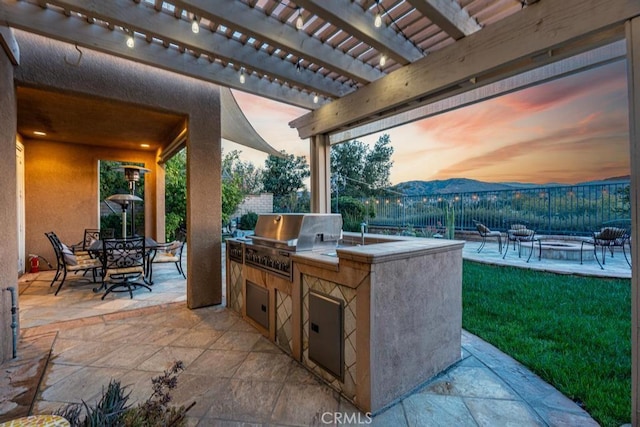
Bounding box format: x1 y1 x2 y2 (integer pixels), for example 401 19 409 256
290 0 640 138
294 0 424 65
405 0 482 40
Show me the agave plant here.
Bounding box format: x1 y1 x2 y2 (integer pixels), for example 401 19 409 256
54 361 193 427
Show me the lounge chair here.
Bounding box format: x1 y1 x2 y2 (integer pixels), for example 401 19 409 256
474 221 502 253
503 224 537 262
580 226 630 269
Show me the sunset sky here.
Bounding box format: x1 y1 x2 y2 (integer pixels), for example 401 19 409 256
227 58 630 186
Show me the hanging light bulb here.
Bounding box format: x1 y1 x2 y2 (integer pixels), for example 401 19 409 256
313 93 319 104
296 8 304 30
126 33 135 49
191 16 200 34
374 12 382 28
379 54 386 67
239 68 246 84
374 0 383 28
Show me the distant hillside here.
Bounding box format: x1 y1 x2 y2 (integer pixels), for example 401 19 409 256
390 177 630 196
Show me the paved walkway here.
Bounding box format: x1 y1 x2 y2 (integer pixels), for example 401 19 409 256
1 240 623 426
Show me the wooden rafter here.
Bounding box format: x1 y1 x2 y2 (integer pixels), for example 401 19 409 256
405 0 481 40
39 0 351 99
169 0 383 84
295 0 424 65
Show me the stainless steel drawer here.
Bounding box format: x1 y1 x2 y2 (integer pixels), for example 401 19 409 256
308 291 344 380
246 281 269 330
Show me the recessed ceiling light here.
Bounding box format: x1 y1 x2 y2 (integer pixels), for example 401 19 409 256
140 143 150 148
33 131 47 136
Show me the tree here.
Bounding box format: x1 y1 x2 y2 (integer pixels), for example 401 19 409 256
222 177 245 226
164 150 187 240
222 149 263 195
221 150 253 226
331 134 394 199
262 151 310 212
99 160 146 238
363 134 394 194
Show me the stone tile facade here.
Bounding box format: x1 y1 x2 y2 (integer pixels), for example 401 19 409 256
301 275 357 402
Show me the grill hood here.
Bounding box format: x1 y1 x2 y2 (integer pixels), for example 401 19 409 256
251 213 343 251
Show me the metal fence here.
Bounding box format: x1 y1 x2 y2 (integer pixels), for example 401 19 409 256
365 181 631 236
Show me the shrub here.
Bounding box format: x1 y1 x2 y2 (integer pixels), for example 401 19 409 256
333 196 367 232
239 212 258 230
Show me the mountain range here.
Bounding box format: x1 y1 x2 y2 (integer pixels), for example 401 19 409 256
390 176 630 196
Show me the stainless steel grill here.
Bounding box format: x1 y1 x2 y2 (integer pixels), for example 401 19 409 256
244 214 343 281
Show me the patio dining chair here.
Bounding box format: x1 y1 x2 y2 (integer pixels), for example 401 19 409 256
152 235 186 279
71 228 115 256
44 231 102 296
99 236 151 299
580 226 631 269
473 221 502 253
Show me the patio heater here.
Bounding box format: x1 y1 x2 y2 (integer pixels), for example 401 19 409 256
106 194 143 238
116 165 150 236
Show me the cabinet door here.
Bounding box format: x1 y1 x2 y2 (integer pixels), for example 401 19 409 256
309 291 344 380
246 281 269 330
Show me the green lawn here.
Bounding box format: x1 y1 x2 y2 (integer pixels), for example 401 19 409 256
462 261 631 427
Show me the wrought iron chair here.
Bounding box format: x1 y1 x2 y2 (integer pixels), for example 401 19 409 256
152 230 186 279
580 226 631 269
503 224 537 262
71 228 115 256
44 231 102 296
473 221 502 253
99 236 151 299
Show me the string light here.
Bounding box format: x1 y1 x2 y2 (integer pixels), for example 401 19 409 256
295 8 304 30
374 1 382 28
191 16 199 34
239 68 246 84
126 31 135 49
374 12 382 28
313 93 319 104
379 54 386 67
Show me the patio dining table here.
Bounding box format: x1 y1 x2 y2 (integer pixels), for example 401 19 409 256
87 236 160 286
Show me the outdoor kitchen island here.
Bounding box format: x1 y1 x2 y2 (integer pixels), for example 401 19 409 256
226 215 464 414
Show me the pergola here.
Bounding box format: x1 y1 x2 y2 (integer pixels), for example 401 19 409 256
1 0 640 422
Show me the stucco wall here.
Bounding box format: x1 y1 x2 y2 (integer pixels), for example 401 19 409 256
15 32 223 309
0 42 17 363
24 139 158 270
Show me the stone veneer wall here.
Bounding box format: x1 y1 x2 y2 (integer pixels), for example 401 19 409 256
227 260 243 314
301 275 357 403
275 291 293 355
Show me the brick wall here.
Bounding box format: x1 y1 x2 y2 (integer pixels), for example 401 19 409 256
234 193 273 217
